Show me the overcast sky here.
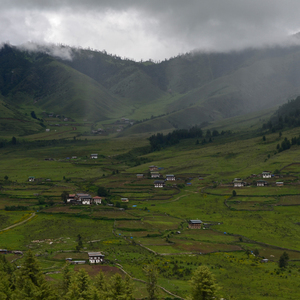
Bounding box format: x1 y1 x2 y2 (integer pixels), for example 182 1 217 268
2 0 300 61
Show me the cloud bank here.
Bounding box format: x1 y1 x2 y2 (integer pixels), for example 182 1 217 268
2 0 300 60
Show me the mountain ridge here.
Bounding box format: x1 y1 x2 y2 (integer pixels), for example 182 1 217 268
2 43 300 134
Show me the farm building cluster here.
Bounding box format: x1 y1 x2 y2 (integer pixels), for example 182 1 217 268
67 194 102 205
232 171 284 187
136 165 177 188
66 252 105 264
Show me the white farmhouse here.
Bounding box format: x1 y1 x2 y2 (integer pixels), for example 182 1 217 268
88 252 105 264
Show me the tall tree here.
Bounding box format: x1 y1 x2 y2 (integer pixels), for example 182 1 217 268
94 270 109 297
65 268 96 300
0 271 13 299
76 234 83 251
0 255 14 299
245 249 251 258
189 266 219 300
108 273 126 299
97 186 109 197
144 265 159 300
31 111 37 119
62 264 72 295
13 250 56 299
279 251 289 268
61 191 69 203
123 275 134 300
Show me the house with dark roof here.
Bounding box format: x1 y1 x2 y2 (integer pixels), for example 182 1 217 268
149 165 158 171
77 194 92 205
262 171 272 178
166 174 176 181
233 178 245 187
257 180 268 187
154 180 165 188
88 252 105 264
151 172 160 178
188 220 203 229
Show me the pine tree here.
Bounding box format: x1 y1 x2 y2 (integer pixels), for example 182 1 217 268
31 111 37 119
253 248 260 257
13 250 57 299
0 253 15 274
94 270 108 295
62 264 72 295
76 234 83 251
0 271 13 299
245 249 251 258
19 250 43 286
65 268 93 300
189 266 219 300
279 251 289 268
144 265 159 300
61 191 69 204
123 275 134 300
109 273 125 299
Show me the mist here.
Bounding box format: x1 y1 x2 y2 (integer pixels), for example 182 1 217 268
2 1 300 60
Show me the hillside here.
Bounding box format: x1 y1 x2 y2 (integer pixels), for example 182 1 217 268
262 95 300 132
64 45 300 132
3 43 300 134
0 45 127 124
1 116 300 299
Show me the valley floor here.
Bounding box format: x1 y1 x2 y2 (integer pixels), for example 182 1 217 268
1 128 300 299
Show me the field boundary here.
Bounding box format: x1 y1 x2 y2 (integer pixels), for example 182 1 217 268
0 212 36 232
115 263 186 300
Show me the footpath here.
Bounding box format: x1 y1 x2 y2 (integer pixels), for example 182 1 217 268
0 212 36 232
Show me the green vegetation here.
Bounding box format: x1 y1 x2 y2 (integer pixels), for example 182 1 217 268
3 43 300 136
263 96 300 132
0 124 300 299
189 266 219 300
2 71 300 298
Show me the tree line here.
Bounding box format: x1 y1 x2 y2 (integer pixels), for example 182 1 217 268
148 127 230 151
0 251 220 300
148 126 204 150
262 95 300 132
275 134 300 153
4 205 28 211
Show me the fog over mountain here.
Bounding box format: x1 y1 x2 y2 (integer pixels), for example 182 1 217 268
2 41 300 135
2 0 300 61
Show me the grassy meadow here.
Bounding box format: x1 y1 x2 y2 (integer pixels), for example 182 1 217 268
1 120 300 299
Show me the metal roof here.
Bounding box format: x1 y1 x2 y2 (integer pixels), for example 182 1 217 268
88 252 104 256
154 180 165 184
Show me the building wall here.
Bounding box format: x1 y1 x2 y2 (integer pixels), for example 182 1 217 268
154 184 164 188
188 223 202 229
263 174 271 178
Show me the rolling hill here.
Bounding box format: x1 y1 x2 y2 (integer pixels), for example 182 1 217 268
2 43 300 135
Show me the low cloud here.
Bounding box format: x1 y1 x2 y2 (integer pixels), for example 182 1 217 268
19 42 73 60
2 1 300 60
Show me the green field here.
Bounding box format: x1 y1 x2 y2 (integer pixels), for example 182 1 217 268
2 121 300 299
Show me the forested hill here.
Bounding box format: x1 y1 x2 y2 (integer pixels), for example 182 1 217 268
262 96 300 132
3 43 300 132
